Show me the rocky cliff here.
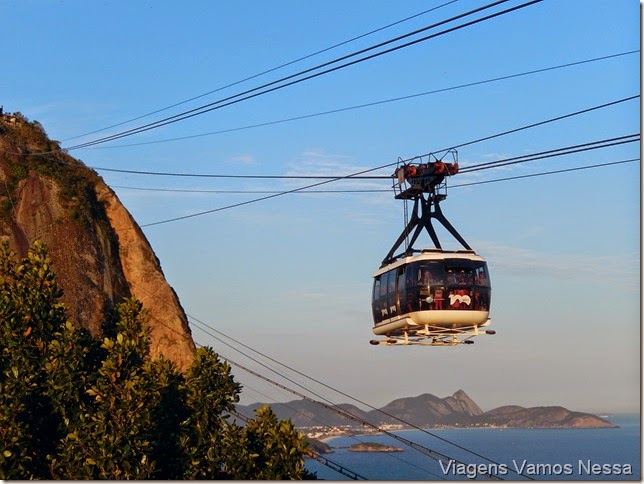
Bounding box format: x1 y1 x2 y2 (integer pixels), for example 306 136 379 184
0 112 195 369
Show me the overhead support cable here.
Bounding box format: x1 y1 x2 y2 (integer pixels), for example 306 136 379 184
458 134 639 172
111 159 638 195
76 168 390 179
132 95 639 227
4 96 637 228
189 317 505 480
304 452 370 481
112 186 389 194
81 50 638 151
415 95 640 160
61 0 460 142
188 313 533 480
452 158 639 187
106 135 639 195
230 411 369 481
63 0 543 150
86 133 638 180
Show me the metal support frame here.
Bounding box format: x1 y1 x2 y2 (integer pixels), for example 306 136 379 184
381 190 472 267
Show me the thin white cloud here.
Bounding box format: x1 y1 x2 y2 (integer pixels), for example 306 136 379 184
286 150 367 176
476 241 639 289
227 154 257 166
269 149 390 197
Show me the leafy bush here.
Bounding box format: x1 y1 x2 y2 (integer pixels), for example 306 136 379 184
0 241 314 479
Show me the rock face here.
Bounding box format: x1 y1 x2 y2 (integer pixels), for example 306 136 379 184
0 112 195 370
94 182 195 370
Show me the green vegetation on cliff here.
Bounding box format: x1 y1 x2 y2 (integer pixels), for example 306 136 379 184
0 241 314 479
0 112 103 228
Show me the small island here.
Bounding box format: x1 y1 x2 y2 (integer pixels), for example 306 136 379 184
348 442 403 452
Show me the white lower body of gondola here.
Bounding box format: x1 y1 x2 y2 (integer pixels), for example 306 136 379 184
371 311 494 346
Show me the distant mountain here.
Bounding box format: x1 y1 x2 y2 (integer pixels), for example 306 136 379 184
237 400 372 428
478 405 615 428
373 389 483 427
237 390 616 434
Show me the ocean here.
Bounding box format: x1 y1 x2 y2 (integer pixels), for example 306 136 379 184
305 414 640 481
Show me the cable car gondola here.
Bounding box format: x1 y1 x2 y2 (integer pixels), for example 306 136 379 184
370 150 495 346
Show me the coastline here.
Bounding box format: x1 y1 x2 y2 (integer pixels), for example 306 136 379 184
304 414 640 480
307 418 626 445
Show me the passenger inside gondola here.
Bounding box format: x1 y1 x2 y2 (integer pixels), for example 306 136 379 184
419 271 432 310
403 270 418 313
475 267 488 286
433 287 444 309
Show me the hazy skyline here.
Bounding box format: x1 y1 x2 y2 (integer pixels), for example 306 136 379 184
2 0 639 413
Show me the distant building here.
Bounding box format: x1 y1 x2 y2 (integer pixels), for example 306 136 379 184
0 109 18 124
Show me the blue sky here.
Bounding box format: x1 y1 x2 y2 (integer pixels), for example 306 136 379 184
2 0 640 413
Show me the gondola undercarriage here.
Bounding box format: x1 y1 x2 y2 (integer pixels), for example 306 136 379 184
370 317 495 346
